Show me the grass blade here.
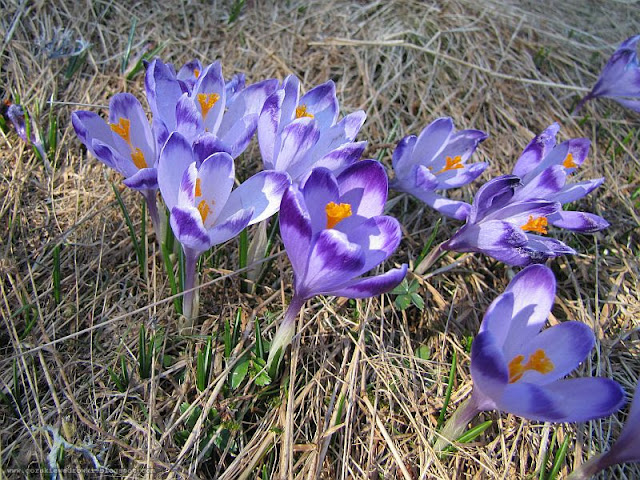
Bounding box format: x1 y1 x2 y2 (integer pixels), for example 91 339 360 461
437 350 457 430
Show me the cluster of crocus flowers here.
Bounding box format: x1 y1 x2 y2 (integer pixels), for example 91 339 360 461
574 34 640 114
267 160 407 368
390 117 488 220
5 101 46 160
436 265 625 449
443 124 607 266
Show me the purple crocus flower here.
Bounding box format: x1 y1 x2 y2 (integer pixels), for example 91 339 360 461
145 58 273 156
436 265 624 449
157 131 289 319
512 123 609 233
568 382 640 479
442 175 575 266
6 103 46 160
390 117 488 220
575 35 640 114
71 93 162 235
267 160 408 368
257 74 367 185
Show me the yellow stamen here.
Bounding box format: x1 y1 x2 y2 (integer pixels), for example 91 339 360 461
197 199 210 223
521 215 548 234
194 69 200 79
325 202 352 229
508 349 555 383
131 148 148 169
435 155 464 174
110 117 132 146
195 178 202 197
563 153 578 169
197 93 220 119
295 104 314 119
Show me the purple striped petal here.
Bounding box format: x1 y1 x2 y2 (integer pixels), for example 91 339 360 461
299 80 338 130
177 162 197 207
280 75 301 124
170 206 210 253
434 128 488 164
411 117 453 167
479 291 516 346
218 114 258 158
329 264 408 299
193 133 227 165
302 168 340 234
195 152 235 227
406 188 471 220
274 118 320 174
443 220 528 254
489 199 559 225
551 178 604 204
340 215 402 274
280 187 313 279
145 59 183 130
337 160 388 218
391 135 417 180
512 124 560 178
258 89 285 169
514 165 566 200
414 165 439 191
93 141 134 177
437 162 488 190
108 93 155 165
497 382 563 421
469 175 521 223
471 331 509 402
549 210 609 232
157 132 195 211
123 167 158 191
175 94 204 143
307 141 366 177
71 111 114 163
206 207 254 247
218 78 278 138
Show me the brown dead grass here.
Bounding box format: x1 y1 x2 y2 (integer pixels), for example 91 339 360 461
1 0 639 478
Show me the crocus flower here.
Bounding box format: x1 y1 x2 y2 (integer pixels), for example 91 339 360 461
390 117 488 220
267 160 408 368
574 35 640 114
257 75 367 185
71 93 162 235
568 382 640 479
145 58 274 156
157 131 289 319
512 123 609 233
442 175 575 266
6 103 46 160
436 265 624 450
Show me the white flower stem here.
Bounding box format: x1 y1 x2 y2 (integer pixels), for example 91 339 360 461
434 393 483 451
266 295 305 370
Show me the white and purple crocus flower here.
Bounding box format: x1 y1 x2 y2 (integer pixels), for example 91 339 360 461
390 117 488 220
267 160 408 368
258 75 367 185
568 382 640 479
145 58 277 157
437 265 624 449
443 124 607 266
575 35 640 114
157 132 290 319
72 93 163 236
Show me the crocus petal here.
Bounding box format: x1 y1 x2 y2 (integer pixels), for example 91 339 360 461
207 207 254 247
274 118 320 175
299 80 339 130
435 128 488 165
411 117 453 167
514 165 567 200
195 152 235 227
496 382 564 421
298 229 365 298
193 133 228 165
279 187 313 279
258 89 285 169
109 93 155 164
193 61 225 134
391 135 417 180
612 97 640 112
218 114 258 158
470 330 509 403
145 59 183 131
414 165 439 192
93 141 135 177
525 234 576 258
337 160 388 218
218 170 290 225
328 264 408 299
468 175 521 223
479 291 516 346
123 167 158 191
504 321 595 385
340 215 402 274
302 168 341 234
305 141 366 178
437 162 488 190
443 220 528 255
606 383 640 464
280 75 301 123
488 199 559 225
406 188 471 220
71 111 115 165
512 123 560 178
551 178 604 204
157 132 195 211
175 94 204 143
548 210 609 232
170 206 211 253
177 162 198 208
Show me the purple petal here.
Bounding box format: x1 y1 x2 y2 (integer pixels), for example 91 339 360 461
437 162 488 190
512 124 560 178
280 75 301 124
177 162 198 207
443 220 528 255
108 93 155 165
340 215 402 274
469 175 521 223
175 94 204 143
123 167 158 191
193 61 225 134
218 114 259 158
299 80 339 130
411 117 454 168
195 152 235 227
391 135 417 180
301 168 341 234
297 229 365 299
329 264 408 299
258 89 285 169
548 210 609 232
434 128 488 164
496 382 564 421
145 59 183 130
471 330 509 402
72 111 116 168
337 160 388 218
306 141 366 178
157 132 195 211
170 206 211 253
219 170 290 225
479 291 516 346
551 178 604 204
206 207 254 247
488 199 559 225
514 166 567 200
193 133 228 165
274 118 320 175
279 187 313 279
607 382 640 464
93 141 134 177
414 165 439 191
405 188 471 220
612 97 640 112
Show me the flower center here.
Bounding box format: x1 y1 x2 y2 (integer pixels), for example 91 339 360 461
195 178 202 197
197 93 220 119
131 148 148 169
325 202 352 229
194 69 200 79
110 117 132 146
508 349 554 383
197 199 210 223
563 153 578 169
295 104 314 119
435 155 464 175
521 215 548 234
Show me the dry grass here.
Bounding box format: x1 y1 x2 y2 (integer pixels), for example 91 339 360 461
1 0 639 478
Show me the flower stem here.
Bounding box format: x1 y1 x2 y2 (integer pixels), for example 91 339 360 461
567 452 615 480
141 189 164 244
434 391 484 451
181 247 200 326
266 295 305 371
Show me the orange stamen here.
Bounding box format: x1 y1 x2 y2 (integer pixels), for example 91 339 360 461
194 69 200 79
131 148 148 169
197 93 220 119
521 215 548 234
197 199 210 223
195 178 202 197
508 349 554 383
435 155 464 174
295 104 314 119
325 202 352 229
563 153 578 169
110 117 132 146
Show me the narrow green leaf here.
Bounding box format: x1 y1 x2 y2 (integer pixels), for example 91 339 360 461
121 18 138 73
548 432 570 480
416 218 442 266
334 394 346 425
437 350 457 430
161 242 182 315
255 317 265 360
111 183 142 273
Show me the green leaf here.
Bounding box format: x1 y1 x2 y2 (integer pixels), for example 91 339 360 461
410 292 424 310
415 345 431 361
230 357 250 389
